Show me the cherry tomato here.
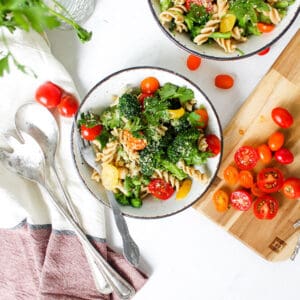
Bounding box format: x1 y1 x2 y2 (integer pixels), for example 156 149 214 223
214 74 234 89
257 144 272 164
140 77 160 94
267 131 284 151
81 124 103 141
257 167 284 194
230 190 252 211
123 130 147 151
185 0 205 9
258 47 270 56
194 108 209 128
57 94 79 117
148 178 174 200
282 178 300 199
138 93 153 108
238 170 254 189
271 107 293 129
35 81 62 108
274 148 294 165
234 146 259 170
257 23 275 33
253 195 279 220
212 189 229 212
186 54 202 71
206 134 221 156
251 182 266 198
223 165 239 185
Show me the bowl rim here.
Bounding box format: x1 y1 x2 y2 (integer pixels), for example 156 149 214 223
147 0 300 61
71 66 223 219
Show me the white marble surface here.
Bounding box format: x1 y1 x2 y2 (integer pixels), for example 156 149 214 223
47 1 300 299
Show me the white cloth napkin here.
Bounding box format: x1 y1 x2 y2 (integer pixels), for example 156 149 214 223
0 28 106 239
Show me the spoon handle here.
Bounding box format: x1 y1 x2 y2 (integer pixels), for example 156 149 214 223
51 166 112 294
44 182 136 300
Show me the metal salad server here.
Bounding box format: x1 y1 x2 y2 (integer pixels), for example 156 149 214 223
14 102 111 295
0 131 135 300
77 133 140 268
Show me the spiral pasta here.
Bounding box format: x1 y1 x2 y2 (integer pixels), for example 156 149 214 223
231 26 247 42
159 5 188 33
153 170 180 190
177 160 208 183
214 37 236 53
263 5 281 24
198 133 208 152
95 140 119 164
193 17 220 45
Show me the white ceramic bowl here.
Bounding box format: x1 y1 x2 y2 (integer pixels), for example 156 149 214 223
71 67 222 218
148 0 300 60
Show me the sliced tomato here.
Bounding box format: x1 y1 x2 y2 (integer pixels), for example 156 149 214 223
251 182 266 198
234 146 259 170
238 170 254 189
257 167 284 194
230 190 252 211
206 134 221 156
257 144 272 164
282 178 300 199
223 165 239 185
81 124 103 141
148 178 174 200
271 107 293 128
253 195 279 220
213 189 229 212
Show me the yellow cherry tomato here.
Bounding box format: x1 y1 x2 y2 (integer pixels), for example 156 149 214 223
168 107 185 119
101 163 119 190
220 14 236 33
176 179 192 200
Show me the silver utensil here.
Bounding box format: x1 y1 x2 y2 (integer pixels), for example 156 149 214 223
0 132 135 300
290 220 300 261
15 102 111 294
77 134 140 267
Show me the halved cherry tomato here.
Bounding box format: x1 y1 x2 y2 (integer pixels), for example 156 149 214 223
186 54 202 71
57 94 79 117
253 195 279 220
140 77 160 94
257 167 284 194
271 107 293 129
123 130 147 151
148 178 174 200
238 170 254 189
268 131 284 151
194 108 209 128
251 182 266 198
257 22 275 33
274 148 294 165
234 146 259 170
223 165 239 185
258 47 270 56
35 81 62 108
81 124 103 141
212 189 229 212
257 144 272 164
230 189 252 211
282 178 300 199
206 134 221 156
214 74 234 89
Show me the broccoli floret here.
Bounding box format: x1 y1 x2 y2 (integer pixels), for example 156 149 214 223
118 93 142 120
143 96 170 126
139 142 163 176
171 113 191 133
115 193 130 206
167 127 209 165
160 159 187 180
123 116 144 132
100 106 123 129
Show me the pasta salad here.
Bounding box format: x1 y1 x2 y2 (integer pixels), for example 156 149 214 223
78 77 220 208
158 0 295 54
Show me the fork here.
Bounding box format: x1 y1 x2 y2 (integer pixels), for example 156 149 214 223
76 131 140 267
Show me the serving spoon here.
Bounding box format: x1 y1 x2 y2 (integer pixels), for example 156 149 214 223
0 131 135 300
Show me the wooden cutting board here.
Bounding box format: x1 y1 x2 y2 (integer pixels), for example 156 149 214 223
194 30 300 262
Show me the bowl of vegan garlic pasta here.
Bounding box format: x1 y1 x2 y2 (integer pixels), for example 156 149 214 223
72 67 222 218
148 0 299 59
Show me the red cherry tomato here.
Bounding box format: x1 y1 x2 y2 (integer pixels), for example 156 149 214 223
271 107 293 128
251 182 266 198
257 23 275 33
206 134 221 156
230 190 253 211
57 94 79 117
194 108 209 128
253 195 279 220
274 148 294 165
35 81 62 108
238 170 254 189
148 178 174 200
80 124 103 141
258 47 270 56
140 77 160 94
257 144 272 164
234 146 259 170
268 131 285 151
257 167 284 194
186 54 202 71
185 0 204 9
282 178 300 199
214 74 234 89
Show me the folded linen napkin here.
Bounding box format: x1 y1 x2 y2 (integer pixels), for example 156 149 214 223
0 28 147 299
